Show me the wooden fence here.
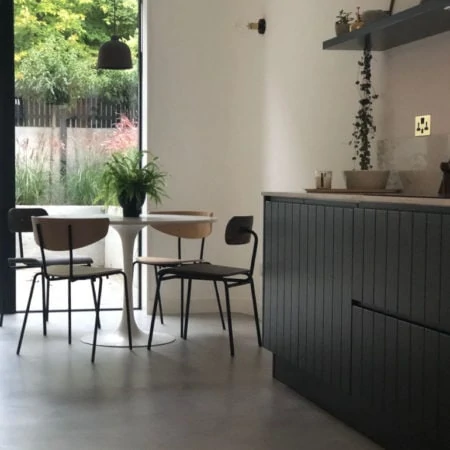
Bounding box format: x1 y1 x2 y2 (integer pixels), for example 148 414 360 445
15 97 139 128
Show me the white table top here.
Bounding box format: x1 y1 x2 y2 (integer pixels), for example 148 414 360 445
43 213 217 224
107 213 217 225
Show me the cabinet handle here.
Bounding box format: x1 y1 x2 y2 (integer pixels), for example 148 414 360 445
352 299 450 337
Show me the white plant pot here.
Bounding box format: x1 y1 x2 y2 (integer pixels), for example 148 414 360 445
344 170 390 190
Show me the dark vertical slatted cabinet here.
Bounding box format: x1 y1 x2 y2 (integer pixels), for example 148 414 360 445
263 198 353 393
263 196 450 450
352 208 450 449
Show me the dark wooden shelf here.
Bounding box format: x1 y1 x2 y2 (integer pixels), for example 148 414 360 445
323 0 450 51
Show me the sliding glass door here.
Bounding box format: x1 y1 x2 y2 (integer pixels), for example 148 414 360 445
0 0 142 315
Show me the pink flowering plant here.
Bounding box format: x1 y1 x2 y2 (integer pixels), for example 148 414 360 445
97 114 168 206
102 114 139 154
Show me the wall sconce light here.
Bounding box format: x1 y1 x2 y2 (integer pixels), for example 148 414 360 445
247 18 266 35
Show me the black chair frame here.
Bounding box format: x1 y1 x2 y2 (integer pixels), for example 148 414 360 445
148 216 262 356
3 208 94 328
17 218 132 362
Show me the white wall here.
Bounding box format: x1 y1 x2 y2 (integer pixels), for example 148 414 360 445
380 30 450 172
374 0 450 194
263 0 385 191
143 0 385 314
382 0 450 139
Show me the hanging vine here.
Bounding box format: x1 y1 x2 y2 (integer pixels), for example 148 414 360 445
349 47 378 170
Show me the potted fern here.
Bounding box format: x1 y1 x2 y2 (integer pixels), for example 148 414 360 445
98 150 168 217
344 47 389 190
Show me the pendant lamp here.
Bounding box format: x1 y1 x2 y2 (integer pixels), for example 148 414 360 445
97 0 132 70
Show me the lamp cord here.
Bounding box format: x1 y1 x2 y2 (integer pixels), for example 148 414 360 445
113 0 117 35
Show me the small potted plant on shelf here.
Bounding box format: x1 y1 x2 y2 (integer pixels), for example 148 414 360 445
345 47 389 190
335 9 353 36
97 150 168 217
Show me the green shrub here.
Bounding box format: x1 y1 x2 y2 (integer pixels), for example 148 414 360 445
15 162 50 205
65 157 107 205
15 138 51 205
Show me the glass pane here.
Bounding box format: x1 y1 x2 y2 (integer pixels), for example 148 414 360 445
14 0 140 311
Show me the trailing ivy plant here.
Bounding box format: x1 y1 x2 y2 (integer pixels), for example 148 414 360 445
349 47 378 170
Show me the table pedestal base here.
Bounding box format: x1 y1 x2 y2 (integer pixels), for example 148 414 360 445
81 328 175 348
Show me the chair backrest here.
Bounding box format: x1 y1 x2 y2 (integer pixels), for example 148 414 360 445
225 216 258 275
149 211 214 239
225 216 254 245
149 210 214 260
32 217 109 251
8 208 48 233
8 208 48 258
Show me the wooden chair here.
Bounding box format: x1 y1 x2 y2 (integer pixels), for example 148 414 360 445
148 216 262 356
1 208 93 328
134 210 225 337
16 217 132 362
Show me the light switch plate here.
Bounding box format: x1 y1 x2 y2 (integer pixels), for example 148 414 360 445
415 114 431 137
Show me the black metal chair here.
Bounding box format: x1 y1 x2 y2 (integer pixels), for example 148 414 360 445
148 216 262 356
17 217 132 362
1 208 93 328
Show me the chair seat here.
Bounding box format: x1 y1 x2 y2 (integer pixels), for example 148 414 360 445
160 263 249 280
135 255 203 266
8 255 93 269
46 265 123 279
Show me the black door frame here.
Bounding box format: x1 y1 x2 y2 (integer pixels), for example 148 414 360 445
0 0 16 315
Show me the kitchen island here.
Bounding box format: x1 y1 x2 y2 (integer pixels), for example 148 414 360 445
262 192 450 450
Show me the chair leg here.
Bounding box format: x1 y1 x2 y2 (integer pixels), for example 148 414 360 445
90 279 101 329
133 261 142 311
45 280 50 322
122 274 133 350
180 279 184 337
154 266 164 324
133 261 145 312
250 280 262 346
16 272 40 355
147 275 162 350
183 279 193 340
68 280 72 345
223 282 235 357
42 274 47 322
98 277 103 307
91 278 102 363
213 281 226 330
41 273 47 337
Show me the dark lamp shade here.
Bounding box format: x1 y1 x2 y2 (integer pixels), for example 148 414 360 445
97 35 132 70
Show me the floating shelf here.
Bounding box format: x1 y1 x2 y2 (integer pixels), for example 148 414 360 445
323 0 450 51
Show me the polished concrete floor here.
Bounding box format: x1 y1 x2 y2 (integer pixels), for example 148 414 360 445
0 306 383 450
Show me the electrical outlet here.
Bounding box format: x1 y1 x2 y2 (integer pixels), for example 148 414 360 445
415 114 431 137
